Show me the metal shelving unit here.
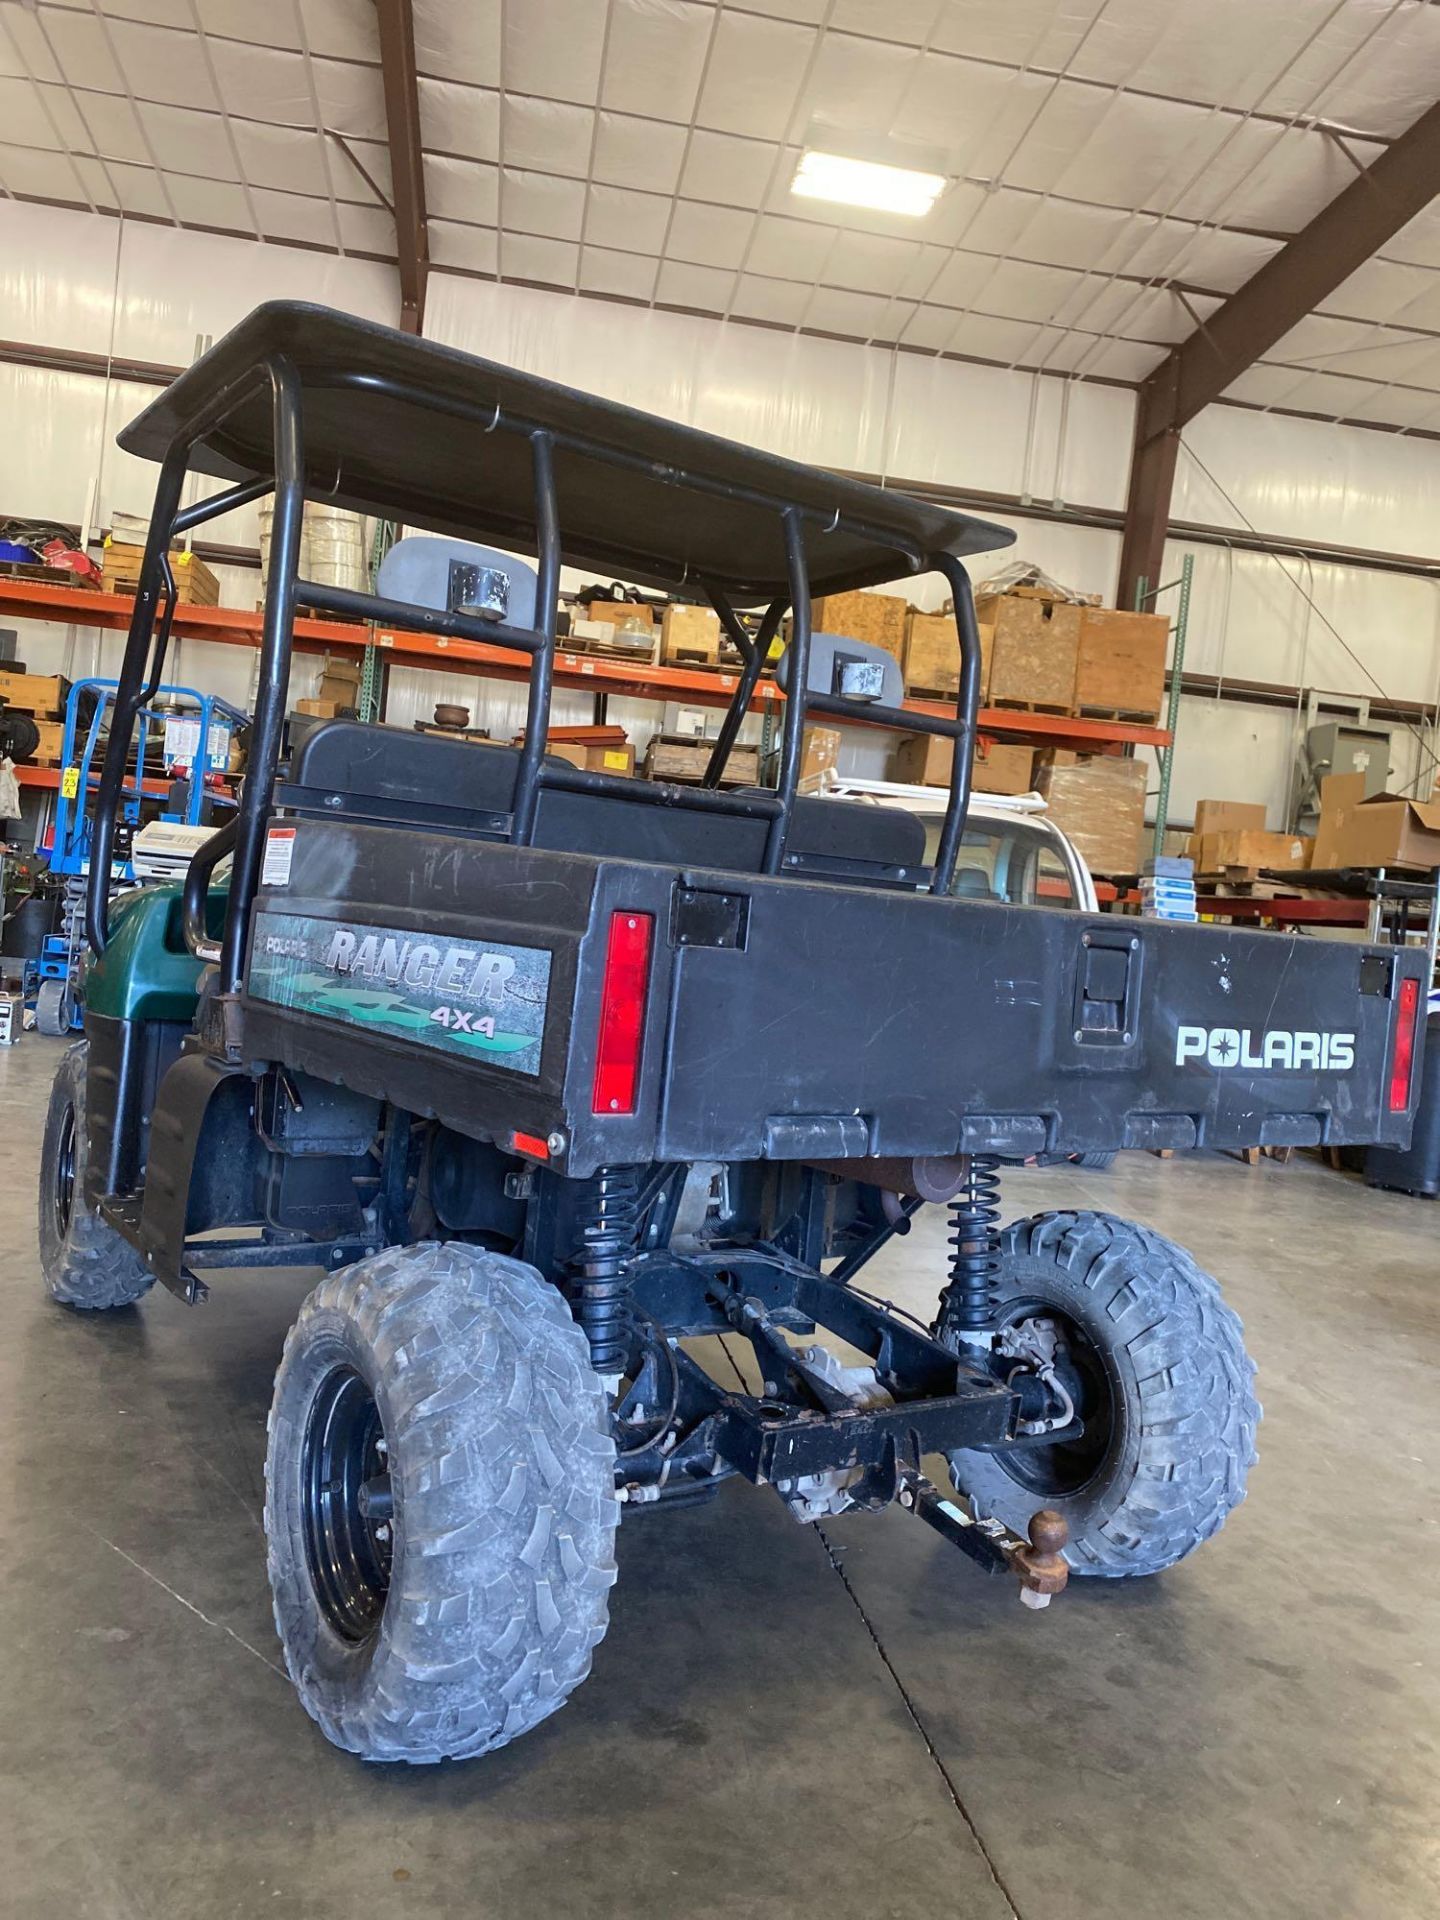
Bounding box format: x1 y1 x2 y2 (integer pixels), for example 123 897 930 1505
0 576 1173 757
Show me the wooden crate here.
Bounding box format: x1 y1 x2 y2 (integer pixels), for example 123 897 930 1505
903 609 993 700
978 592 1080 711
660 604 722 666
812 590 907 664
644 735 759 787
102 541 221 607
31 717 65 763
11 716 66 764
0 669 68 718
1074 608 1169 722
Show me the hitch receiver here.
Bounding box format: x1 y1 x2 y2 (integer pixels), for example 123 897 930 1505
898 1471 1069 1608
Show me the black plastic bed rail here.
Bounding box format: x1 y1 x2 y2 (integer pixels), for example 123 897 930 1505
85 339 988 994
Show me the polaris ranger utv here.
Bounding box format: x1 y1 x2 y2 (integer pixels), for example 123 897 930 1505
40 303 1426 1765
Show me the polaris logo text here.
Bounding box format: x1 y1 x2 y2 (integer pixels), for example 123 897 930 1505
1176 1026 1354 1071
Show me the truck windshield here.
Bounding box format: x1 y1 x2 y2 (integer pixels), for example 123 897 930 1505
921 819 1077 908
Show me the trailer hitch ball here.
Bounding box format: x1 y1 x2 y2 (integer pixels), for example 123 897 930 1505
1012 1509 1069 1609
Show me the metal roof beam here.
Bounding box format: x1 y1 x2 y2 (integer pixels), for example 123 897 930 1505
1120 98 1440 609
376 0 429 334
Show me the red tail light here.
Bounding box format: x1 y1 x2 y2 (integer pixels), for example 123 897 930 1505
1388 975 1421 1113
592 911 653 1114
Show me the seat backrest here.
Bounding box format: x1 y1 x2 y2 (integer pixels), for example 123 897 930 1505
951 864 999 901
289 721 924 885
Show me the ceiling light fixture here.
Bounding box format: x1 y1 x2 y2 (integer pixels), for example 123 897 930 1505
791 148 947 218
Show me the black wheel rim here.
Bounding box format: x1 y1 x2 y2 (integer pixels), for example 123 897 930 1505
301 1365 393 1644
995 1301 1115 1499
53 1101 76 1243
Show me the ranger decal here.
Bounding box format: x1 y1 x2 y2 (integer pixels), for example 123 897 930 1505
247 910 551 1075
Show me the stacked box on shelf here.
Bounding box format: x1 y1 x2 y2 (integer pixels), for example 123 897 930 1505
1185 803 1309 877
902 608 994 702
1073 609 1169 723
585 598 654 632
1141 856 1197 922
26 718 65 764
548 740 637 775
811 590 907 665
102 540 220 607
1191 830 1310 877
1312 771 1440 869
976 587 1080 711
659 604 721 667
762 726 841 791
0 670 68 718
569 617 655 661
644 735 760 787
1034 750 1147 876
892 733 1034 794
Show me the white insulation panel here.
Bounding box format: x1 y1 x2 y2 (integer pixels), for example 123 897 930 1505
1 202 1439 820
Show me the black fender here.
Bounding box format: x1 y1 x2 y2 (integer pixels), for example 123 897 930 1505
137 1052 258 1301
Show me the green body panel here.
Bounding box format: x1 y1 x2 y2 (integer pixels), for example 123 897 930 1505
82 883 223 1023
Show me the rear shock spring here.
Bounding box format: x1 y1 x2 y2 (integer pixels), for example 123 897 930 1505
935 1155 1002 1346
567 1165 641 1375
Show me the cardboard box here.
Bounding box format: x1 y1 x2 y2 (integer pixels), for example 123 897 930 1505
548 741 637 775
1191 830 1310 874
659 604 721 665
1312 783 1440 871
891 734 1033 794
980 593 1081 709
903 611 994 701
0 670 69 718
1035 751 1147 876
586 598 653 631
296 698 343 718
972 740 1035 795
102 540 220 607
1073 608 1169 721
813 590 908 663
569 617 621 646
1194 798 1267 836
644 736 759 786
595 744 636 776
763 726 842 791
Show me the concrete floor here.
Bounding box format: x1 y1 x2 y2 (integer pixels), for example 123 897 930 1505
2 1032 1438 1920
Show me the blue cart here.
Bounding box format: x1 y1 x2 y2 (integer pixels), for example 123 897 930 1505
33 677 247 1034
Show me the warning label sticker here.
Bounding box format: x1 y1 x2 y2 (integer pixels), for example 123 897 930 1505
261 828 296 887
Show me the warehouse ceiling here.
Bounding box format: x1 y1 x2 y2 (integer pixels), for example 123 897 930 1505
4 1 1440 433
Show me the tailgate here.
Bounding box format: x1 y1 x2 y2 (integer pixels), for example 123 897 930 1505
656 878 1427 1163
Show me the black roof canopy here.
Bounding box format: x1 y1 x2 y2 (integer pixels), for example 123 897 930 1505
119 301 1014 602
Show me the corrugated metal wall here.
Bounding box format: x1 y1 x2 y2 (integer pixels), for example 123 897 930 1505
1 198 1436 815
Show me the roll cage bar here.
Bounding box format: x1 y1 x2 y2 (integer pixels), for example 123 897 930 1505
88 323 1004 996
